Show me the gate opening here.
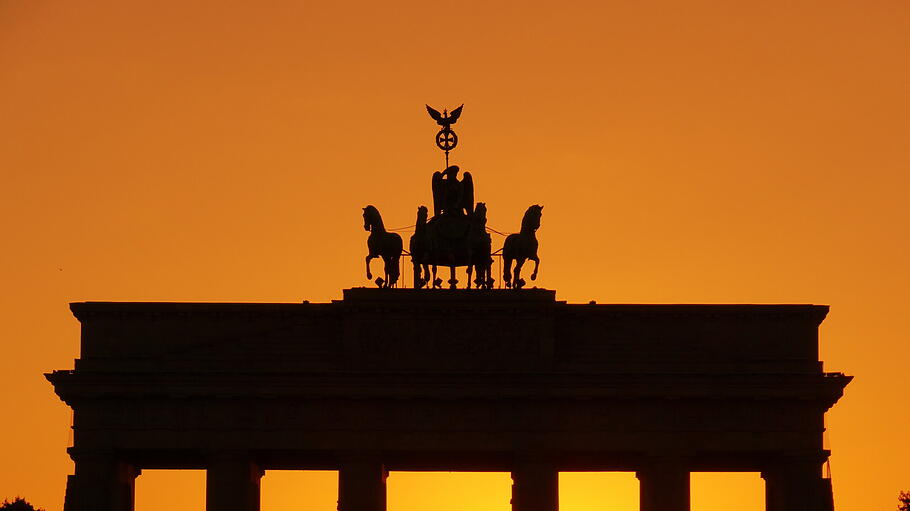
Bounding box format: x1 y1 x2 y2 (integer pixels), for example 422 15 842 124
691 472 763 511
136 469 205 511
559 472 639 511
388 472 512 511
262 470 338 511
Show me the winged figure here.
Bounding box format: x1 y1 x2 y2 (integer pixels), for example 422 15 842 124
431 165 474 217
426 104 464 128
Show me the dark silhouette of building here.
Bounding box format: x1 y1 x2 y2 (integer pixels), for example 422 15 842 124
47 288 851 511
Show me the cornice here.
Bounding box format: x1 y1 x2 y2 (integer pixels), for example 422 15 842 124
69 302 337 321
69 298 829 325
46 370 851 405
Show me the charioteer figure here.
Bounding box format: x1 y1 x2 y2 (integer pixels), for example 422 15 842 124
431 165 474 218
420 164 479 289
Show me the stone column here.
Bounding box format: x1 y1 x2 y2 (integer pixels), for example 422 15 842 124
636 458 690 511
762 469 785 511
762 459 824 511
338 453 387 511
511 455 558 511
65 453 139 511
206 456 263 511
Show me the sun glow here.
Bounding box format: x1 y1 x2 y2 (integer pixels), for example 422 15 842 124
133 470 763 511
3 0 905 510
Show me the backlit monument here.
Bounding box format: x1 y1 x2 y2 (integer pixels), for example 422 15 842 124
47 107 851 511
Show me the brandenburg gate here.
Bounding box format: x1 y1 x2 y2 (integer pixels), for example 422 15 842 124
47 288 850 511
47 106 850 510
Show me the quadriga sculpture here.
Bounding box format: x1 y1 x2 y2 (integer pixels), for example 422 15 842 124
363 205 402 288
503 205 543 289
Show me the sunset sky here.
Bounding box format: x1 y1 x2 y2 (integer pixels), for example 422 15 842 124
1 1 908 510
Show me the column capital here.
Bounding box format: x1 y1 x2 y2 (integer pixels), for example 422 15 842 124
336 450 385 463
208 453 264 478
513 450 557 466
761 451 827 480
635 454 691 479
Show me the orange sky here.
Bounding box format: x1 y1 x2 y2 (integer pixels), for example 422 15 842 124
1 1 908 510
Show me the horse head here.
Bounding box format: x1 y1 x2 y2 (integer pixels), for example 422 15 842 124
471 202 488 233
416 205 428 226
522 204 543 232
363 205 381 232
474 202 487 222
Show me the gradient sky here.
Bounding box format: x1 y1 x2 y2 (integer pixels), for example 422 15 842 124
1 1 908 510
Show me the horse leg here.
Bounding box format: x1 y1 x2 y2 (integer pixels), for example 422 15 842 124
365 254 375 280
422 263 430 288
448 266 457 289
387 256 399 288
503 257 513 288
514 258 526 289
413 260 422 289
530 255 540 281
467 264 474 289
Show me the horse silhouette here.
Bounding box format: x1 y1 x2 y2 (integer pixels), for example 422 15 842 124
409 205 431 289
363 205 402 288
467 202 493 289
503 205 543 289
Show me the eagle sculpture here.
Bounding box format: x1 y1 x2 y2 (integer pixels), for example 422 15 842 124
426 104 464 129
431 165 474 217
